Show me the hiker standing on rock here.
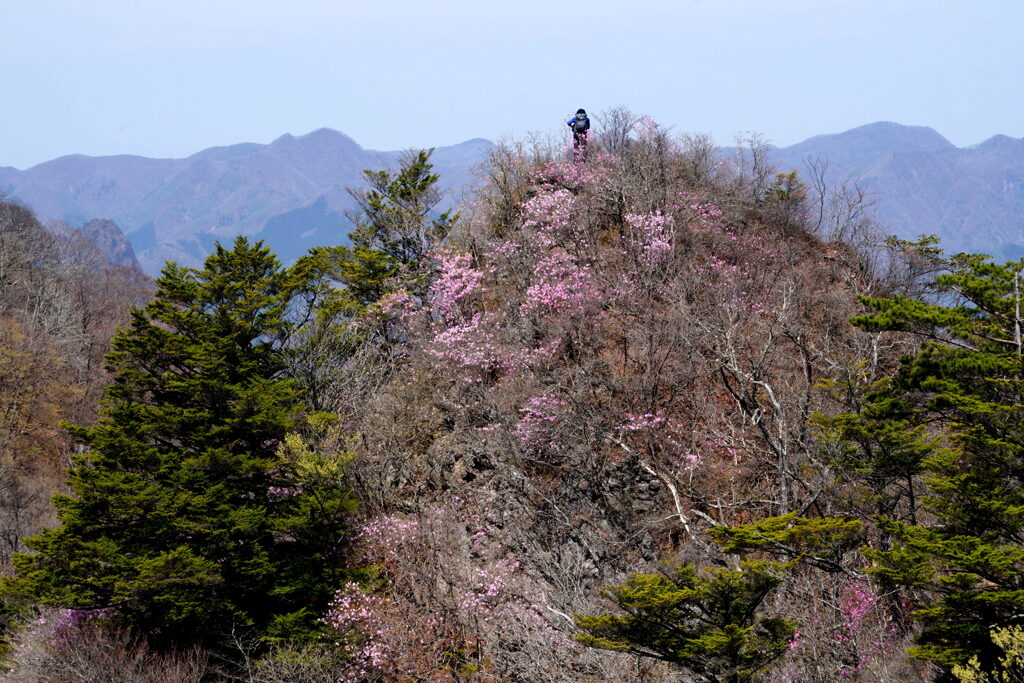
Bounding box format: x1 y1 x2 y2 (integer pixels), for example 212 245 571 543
567 108 590 161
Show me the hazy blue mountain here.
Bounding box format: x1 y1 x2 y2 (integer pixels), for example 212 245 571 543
766 122 1024 256
77 218 141 270
5 122 1021 273
0 130 493 274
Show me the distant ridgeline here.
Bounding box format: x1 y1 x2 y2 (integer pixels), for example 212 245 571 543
2 123 1022 275
0 129 492 274
760 122 1024 259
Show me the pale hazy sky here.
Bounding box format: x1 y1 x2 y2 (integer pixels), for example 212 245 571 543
1 0 1020 169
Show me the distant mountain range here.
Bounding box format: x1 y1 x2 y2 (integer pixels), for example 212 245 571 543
2 122 1022 274
766 122 1024 259
0 130 492 273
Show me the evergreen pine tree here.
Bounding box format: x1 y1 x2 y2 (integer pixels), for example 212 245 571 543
348 148 456 268
301 147 457 316
286 150 457 412
575 560 796 683
842 254 1024 671
6 237 354 648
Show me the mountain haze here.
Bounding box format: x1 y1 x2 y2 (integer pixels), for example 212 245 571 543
4 122 1022 274
0 130 492 273
767 122 1024 257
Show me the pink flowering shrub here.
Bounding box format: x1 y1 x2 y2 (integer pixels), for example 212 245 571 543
836 580 879 643
1 608 206 682
373 290 418 323
521 189 577 247
520 251 601 321
416 190 603 382
429 249 486 320
623 211 674 268
773 573 912 682
831 579 902 676
419 249 509 381
457 560 521 618
514 392 567 456
427 312 503 376
685 214 784 320
324 114 909 680
321 582 390 681
266 485 302 501
534 154 613 192
679 192 725 231
616 412 703 477
323 505 575 679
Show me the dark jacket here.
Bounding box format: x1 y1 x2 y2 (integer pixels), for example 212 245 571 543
567 115 590 136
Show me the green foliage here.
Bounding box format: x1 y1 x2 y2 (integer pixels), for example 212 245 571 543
574 561 796 682
762 171 804 203
835 252 1024 670
954 626 1024 682
299 244 400 315
710 513 863 573
812 386 938 522
283 152 453 416
292 148 453 324
5 238 354 649
349 148 457 268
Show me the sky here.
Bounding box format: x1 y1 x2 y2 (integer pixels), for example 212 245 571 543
1 0 1021 170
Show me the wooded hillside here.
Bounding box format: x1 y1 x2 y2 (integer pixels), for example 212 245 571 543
4 118 1018 682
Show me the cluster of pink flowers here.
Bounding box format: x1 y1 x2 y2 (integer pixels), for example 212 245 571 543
51 609 109 644
330 505 561 669
375 291 417 318
323 582 390 680
457 560 520 619
419 251 505 379
429 324 561 381
421 247 570 382
677 452 703 471
705 436 738 459
616 412 702 471
708 255 738 274
491 239 523 259
692 201 724 221
618 412 667 432
266 485 301 502
521 190 576 243
678 192 725 231
702 246 772 317
535 155 611 190
514 393 566 454
429 250 486 320
520 251 600 320
723 294 767 316
835 579 898 676
428 312 503 377
623 211 674 267
428 316 561 383
357 514 422 564
835 580 878 643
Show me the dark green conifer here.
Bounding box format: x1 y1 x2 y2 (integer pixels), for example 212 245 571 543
303 148 456 314
575 560 795 683
844 254 1024 670
7 237 354 648
349 148 456 268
